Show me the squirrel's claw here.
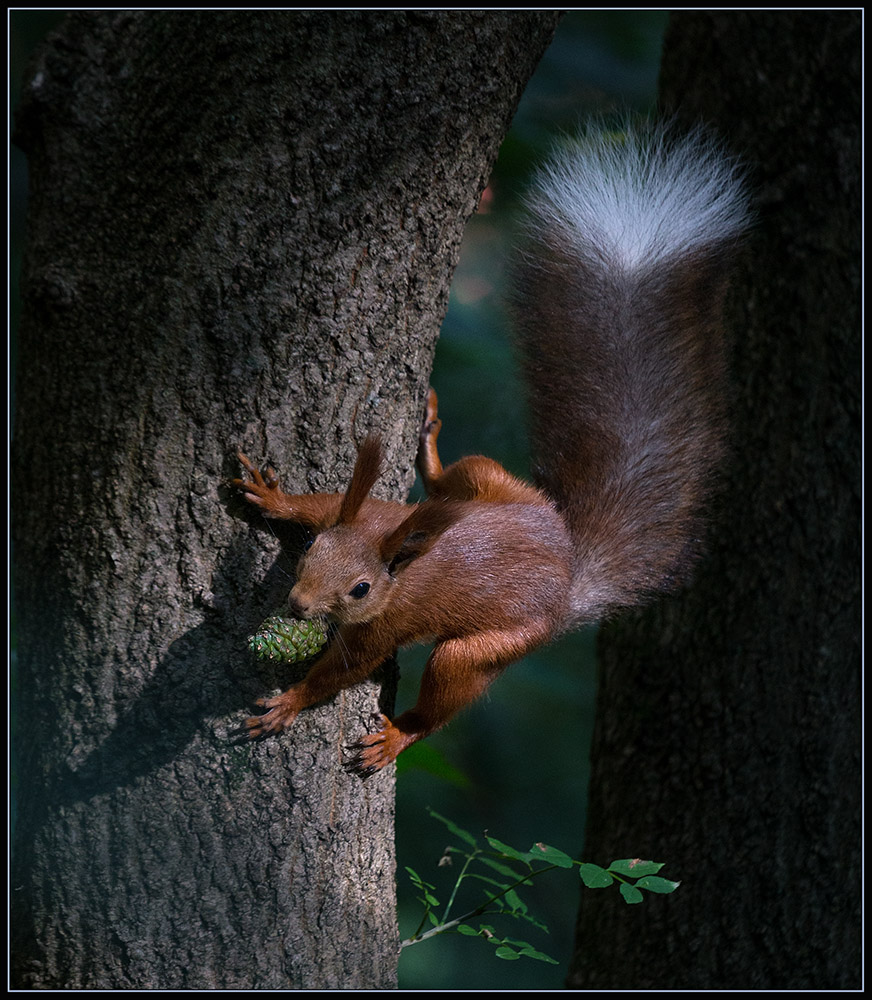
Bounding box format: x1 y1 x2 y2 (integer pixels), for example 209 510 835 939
342 714 410 777
342 752 380 780
233 453 281 507
236 692 302 741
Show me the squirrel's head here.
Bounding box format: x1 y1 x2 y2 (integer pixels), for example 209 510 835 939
288 436 460 625
289 520 396 625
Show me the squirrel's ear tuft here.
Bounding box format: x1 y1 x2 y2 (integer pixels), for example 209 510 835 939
338 436 383 524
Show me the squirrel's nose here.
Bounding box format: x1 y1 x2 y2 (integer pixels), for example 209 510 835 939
287 591 310 618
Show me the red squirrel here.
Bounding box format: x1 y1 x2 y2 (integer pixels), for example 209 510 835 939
233 122 750 775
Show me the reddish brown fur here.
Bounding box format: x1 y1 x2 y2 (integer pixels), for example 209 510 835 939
233 390 573 773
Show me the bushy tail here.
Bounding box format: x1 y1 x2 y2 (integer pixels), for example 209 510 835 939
513 121 751 625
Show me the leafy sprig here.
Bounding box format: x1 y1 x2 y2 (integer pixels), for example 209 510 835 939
402 808 679 963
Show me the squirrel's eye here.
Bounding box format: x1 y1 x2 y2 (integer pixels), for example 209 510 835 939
303 538 315 552
349 581 370 599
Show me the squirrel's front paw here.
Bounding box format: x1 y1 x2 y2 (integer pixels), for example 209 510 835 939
242 691 302 739
233 453 283 513
343 714 415 777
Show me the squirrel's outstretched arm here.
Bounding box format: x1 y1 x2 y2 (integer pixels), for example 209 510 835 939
234 452 344 530
345 619 556 774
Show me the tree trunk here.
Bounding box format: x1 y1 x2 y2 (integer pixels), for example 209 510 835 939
568 11 860 990
11 11 559 989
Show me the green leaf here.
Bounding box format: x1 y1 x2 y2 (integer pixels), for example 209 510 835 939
489 905 550 934
619 883 644 904
503 888 527 913
478 854 530 881
404 866 435 891
514 912 549 934
427 808 479 848
468 872 512 891
528 843 574 868
485 835 533 863
608 859 664 877
501 937 558 964
456 924 480 937
636 876 680 894
579 863 614 888
495 945 521 960
516 945 559 965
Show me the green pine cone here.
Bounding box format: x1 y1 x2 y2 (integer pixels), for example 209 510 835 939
248 614 328 663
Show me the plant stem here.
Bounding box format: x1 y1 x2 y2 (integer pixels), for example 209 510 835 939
440 847 480 925
402 861 560 949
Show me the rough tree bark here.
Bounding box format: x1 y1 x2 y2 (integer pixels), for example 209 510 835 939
569 11 860 990
11 11 559 989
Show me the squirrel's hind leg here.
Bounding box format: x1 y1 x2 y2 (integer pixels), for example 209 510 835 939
417 388 546 506
416 388 444 492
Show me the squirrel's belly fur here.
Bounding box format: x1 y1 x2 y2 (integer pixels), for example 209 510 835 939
233 119 750 773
